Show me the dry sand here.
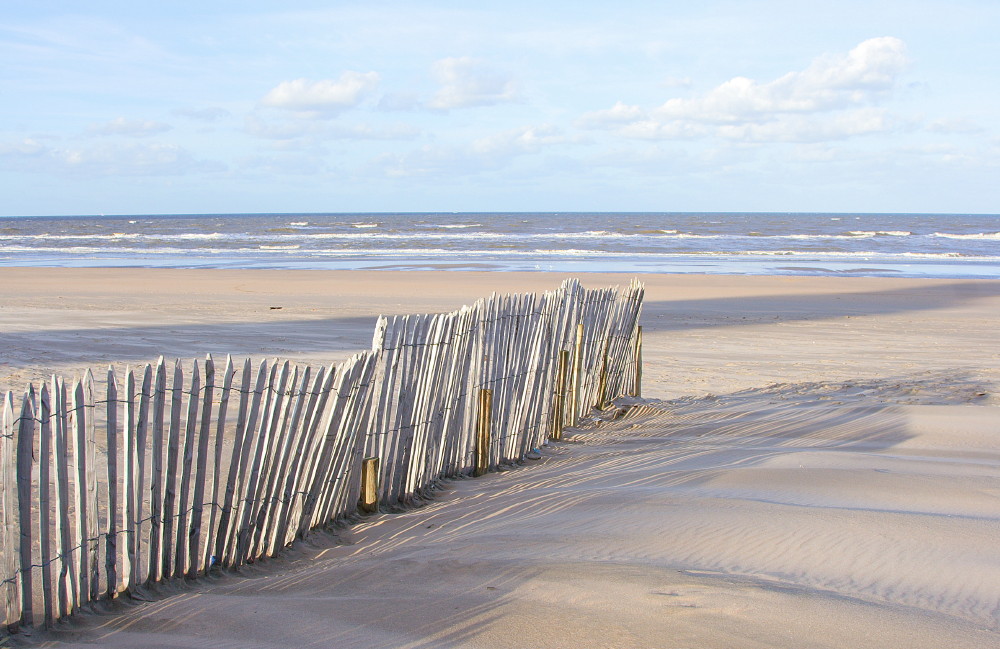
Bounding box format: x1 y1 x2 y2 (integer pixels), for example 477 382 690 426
2 268 999 648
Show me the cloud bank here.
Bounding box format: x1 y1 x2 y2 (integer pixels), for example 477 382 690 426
578 37 910 143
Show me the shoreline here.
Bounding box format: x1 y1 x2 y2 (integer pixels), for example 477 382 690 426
3 256 999 279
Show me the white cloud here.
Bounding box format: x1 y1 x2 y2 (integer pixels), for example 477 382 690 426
926 117 983 134
576 102 646 129
327 123 420 140
617 120 709 140
237 152 329 176
0 138 46 157
580 37 909 143
261 71 380 114
428 57 517 109
472 125 571 156
245 115 419 147
654 37 908 123
61 142 224 175
660 76 693 89
89 117 173 137
374 124 573 178
245 115 322 140
173 107 232 122
377 92 423 111
717 108 895 143
374 145 474 178
0 139 222 176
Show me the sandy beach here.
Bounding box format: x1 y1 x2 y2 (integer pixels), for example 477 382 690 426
2 268 999 648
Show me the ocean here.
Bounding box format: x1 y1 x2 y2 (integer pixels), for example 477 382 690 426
1 212 998 278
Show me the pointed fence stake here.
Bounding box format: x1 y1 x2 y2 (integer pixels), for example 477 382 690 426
550 350 569 441
633 325 643 399
570 323 584 426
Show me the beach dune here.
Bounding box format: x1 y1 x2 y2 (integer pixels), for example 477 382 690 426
2 269 998 648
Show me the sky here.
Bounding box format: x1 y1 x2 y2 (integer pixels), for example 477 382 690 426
2 1 999 216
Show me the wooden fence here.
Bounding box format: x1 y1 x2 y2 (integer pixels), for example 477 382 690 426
0 277 643 633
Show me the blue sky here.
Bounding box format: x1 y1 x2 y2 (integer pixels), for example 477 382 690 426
2 1 998 216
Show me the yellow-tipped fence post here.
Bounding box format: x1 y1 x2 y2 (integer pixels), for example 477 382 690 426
359 457 380 513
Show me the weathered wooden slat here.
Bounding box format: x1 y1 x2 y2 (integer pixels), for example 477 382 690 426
392 314 429 503
508 295 537 460
502 295 526 461
215 358 255 566
2 392 20 631
38 383 54 626
187 356 215 577
83 371 99 604
378 317 409 505
313 352 375 526
482 297 503 468
399 315 428 501
457 300 486 475
232 360 281 566
432 311 466 480
570 323 584 426
69 380 89 609
131 365 152 591
16 387 35 627
475 389 492 478
363 317 390 464
491 295 518 466
297 361 355 534
160 360 184 580
433 311 462 479
409 314 448 495
321 353 380 524
203 355 234 574
271 365 329 552
104 370 119 599
241 360 291 562
551 350 569 440
121 369 137 593
219 359 267 567
524 293 555 454
633 325 643 398
312 360 363 526
249 363 300 560
52 378 73 618
174 361 201 577
260 366 311 557
334 353 380 520
366 318 396 503
467 299 492 475
146 358 167 584
448 306 479 476
413 312 444 494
